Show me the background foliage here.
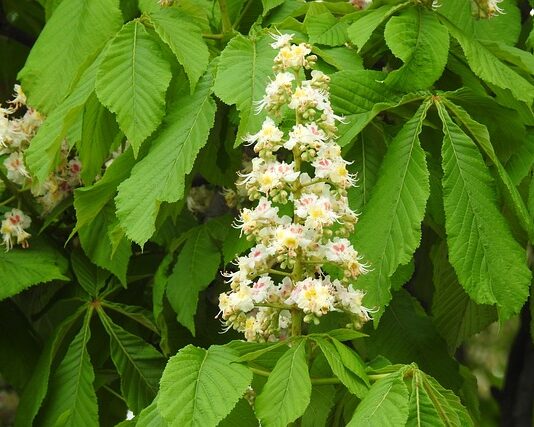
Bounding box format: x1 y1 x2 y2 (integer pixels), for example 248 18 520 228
1 0 534 425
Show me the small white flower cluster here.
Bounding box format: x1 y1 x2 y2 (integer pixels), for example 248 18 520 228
219 33 372 342
471 0 504 18
0 208 31 251
0 85 82 215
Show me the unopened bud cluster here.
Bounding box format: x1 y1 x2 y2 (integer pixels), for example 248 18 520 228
0 85 82 250
219 33 373 342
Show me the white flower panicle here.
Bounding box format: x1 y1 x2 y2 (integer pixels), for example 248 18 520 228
1 209 31 251
0 85 83 226
219 34 373 342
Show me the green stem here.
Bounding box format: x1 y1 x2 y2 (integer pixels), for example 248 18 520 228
202 33 224 40
218 0 233 35
250 366 342 385
254 302 291 310
268 268 292 277
291 309 302 336
0 195 15 206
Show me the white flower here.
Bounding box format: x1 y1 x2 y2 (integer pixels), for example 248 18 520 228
244 117 284 149
270 32 294 49
295 193 339 228
4 151 29 185
275 43 311 69
286 277 335 316
285 122 327 150
1 209 31 251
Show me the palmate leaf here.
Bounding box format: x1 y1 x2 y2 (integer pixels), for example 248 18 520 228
149 8 209 91
18 0 122 112
97 309 165 415
347 369 409 427
437 103 531 320
25 52 104 183
366 290 461 391
213 33 275 145
95 20 172 156
166 226 221 335
255 339 312 427
157 345 252 427
115 68 216 246
351 100 431 322
39 311 98 427
384 7 449 91
431 242 496 352
0 238 69 301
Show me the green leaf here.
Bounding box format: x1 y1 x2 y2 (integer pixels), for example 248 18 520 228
96 20 172 156
136 397 168 427
18 0 122 112
347 369 409 427
15 308 85 427
352 100 431 322
79 202 131 285
431 242 497 352
325 329 367 342
166 226 221 335
407 369 474 426
306 11 348 47
366 290 461 391
441 17 534 104
330 70 427 147
158 345 252 427
262 0 285 15
25 53 104 183
101 301 158 334
98 309 165 414
347 3 409 50
213 34 276 145
312 337 368 397
78 92 118 184
115 68 216 245
149 8 209 91
71 249 110 296
74 148 136 232
0 238 69 301
255 339 312 427
153 254 173 356
301 384 336 427
437 103 531 319
222 225 254 265
442 98 534 241
219 398 258 427
39 311 98 427
346 124 387 212
384 7 449 90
